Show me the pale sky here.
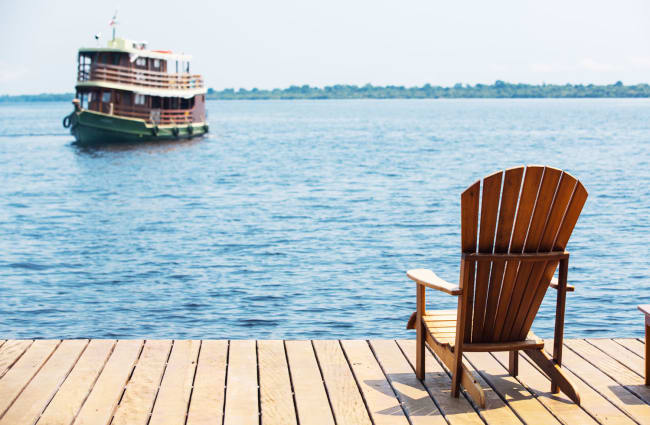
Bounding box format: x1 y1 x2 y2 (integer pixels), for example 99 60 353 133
1 0 649 95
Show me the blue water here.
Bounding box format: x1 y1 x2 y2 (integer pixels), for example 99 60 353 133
0 99 649 339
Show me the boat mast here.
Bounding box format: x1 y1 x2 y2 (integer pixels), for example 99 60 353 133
109 11 118 40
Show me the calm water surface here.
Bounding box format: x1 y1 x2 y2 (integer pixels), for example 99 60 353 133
0 99 649 339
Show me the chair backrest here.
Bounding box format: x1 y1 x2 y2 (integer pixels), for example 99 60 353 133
460 165 587 343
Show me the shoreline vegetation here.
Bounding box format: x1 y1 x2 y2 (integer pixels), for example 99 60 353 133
3 81 650 102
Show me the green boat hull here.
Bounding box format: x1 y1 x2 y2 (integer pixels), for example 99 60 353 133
64 109 208 144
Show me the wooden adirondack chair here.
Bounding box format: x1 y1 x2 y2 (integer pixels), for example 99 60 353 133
406 165 587 408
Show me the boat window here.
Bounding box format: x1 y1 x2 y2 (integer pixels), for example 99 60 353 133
135 57 147 68
112 54 120 65
102 92 111 103
153 59 160 69
135 94 146 105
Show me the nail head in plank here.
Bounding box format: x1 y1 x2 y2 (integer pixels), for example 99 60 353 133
258 340 298 425
285 340 335 425
186 340 228 425
0 340 33 379
0 339 59 417
369 340 446 425
73 339 143 425
313 340 373 425
149 340 201 425
111 340 173 425
341 340 409 425
38 339 116 425
223 340 259 425
0 339 87 425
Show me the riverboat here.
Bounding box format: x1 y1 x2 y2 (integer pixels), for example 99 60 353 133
63 30 208 144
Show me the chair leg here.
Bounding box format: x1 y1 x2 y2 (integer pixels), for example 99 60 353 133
415 284 426 380
552 258 569 393
525 348 580 405
509 351 519 377
428 338 486 408
451 345 463 397
416 318 425 380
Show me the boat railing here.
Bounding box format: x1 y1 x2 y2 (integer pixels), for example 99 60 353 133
103 104 204 125
78 63 204 91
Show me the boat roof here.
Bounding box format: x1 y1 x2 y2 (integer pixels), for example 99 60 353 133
79 38 192 62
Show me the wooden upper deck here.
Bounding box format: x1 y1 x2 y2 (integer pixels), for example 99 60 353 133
76 38 205 96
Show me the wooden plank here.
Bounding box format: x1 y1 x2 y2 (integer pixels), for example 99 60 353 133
544 340 647 423
0 339 87 425
0 340 33 379
111 340 172 425
223 340 258 425
492 351 597 424
285 340 335 425
341 340 409 425
38 339 116 425
586 339 644 378
370 340 446 425
149 340 201 425
186 340 228 425
461 181 480 341
0 339 59 417
494 166 544 340
313 340 372 425
74 340 143 425
564 339 650 406
464 351 561 424
472 170 503 342
613 338 645 357
484 167 524 340
396 339 489 425
258 340 298 425
527 346 634 425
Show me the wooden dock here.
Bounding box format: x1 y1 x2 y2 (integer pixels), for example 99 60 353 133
0 338 647 424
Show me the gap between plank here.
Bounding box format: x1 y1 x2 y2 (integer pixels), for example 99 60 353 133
221 340 231 425
310 340 338 425
184 340 202 425
563 341 649 410
0 340 34 380
33 339 91 425
64 340 119 425
283 340 301 425
337 340 376 425
549 341 642 424
144 340 175 425
0 339 62 420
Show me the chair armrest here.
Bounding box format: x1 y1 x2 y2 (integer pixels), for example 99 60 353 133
550 277 575 292
406 269 461 295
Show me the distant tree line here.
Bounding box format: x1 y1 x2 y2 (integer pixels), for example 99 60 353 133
206 81 650 99
2 81 650 102
0 93 75 102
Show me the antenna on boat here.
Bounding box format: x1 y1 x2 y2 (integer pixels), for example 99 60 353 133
109 10 118 40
